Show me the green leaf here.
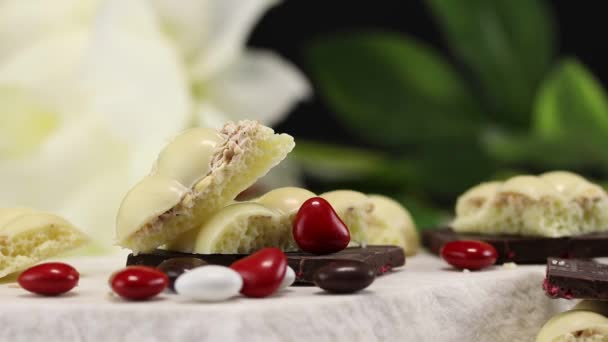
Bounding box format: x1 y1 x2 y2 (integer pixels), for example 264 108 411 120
484 60 608 169
533 58 608 141
294 138 494 199
306 31 483 146
406 138 496 197
292 140 398 181
426 0 555 125
482 128 608 168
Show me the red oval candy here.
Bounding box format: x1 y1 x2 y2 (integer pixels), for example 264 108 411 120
18 262 79 296
110 266 168 300
440 240 498 270
293 197 350 254
230 247 287 298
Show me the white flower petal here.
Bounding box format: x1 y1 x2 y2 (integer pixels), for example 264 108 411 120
147 0 208 60
189 0 280 81
0 0 97 62
59 162 128 253
195 101 232 130
0 112 130 251
0 32 88 117
0 87 60 158
80 0 192 180
203 49 311 126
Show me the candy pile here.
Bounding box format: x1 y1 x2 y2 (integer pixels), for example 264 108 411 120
7 122 417 301
115 121 420 257
16 197 376 301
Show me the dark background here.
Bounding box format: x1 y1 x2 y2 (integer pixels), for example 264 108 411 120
249 0 608 144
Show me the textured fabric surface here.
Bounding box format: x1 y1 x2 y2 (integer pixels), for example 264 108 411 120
0 252 573 342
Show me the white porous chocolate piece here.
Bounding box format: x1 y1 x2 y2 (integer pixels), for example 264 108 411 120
153 127 222 188
320 190 373 246
256 187 316 216
167 187 313 253
192 203 287 254
0 208 88 278
367 195 419 256
321 191 420 254
536 301 608 342
116 175 189 247
116 121 295 253
455 181 502 217
452 171 608 237
171 187 420 255
175 187 315 253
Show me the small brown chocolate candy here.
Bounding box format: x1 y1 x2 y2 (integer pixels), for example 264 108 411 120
313 260 375 294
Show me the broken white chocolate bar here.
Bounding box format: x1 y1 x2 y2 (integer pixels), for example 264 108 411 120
0 208 88 278
170 187 419 256
115 121 295 253
172 187 315 253
453 171 608 237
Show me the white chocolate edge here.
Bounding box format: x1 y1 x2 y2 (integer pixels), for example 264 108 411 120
115 127 223 243
536 302 608 342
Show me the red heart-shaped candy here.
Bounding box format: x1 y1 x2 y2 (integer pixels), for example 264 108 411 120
293 197 351 254
230 247 287 298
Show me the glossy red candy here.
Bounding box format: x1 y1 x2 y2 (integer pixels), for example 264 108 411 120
440 240 498 270
18 262 79 296
230 247 287 298
293 197 350 254
110 266 168 300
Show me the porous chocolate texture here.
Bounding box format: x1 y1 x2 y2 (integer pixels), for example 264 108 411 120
423 227 608 264
544 258 608 300
127 246 405 285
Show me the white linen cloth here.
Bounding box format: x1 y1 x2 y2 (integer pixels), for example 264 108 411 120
0 252 573 342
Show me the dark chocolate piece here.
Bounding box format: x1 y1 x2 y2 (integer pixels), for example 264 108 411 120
313 260 375 294
544 258 608 300
423 227 608 264
127 246 405 285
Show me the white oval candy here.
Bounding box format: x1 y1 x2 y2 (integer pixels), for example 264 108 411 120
279 266 296 290
175 265 243 302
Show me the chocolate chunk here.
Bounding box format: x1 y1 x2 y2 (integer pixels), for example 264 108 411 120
423 227 608 264
544 258 608 300
313 260 375 293
127 246 405 285
156 257 208 291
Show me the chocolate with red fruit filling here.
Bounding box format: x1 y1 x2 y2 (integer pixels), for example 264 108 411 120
423 228 608 264
543 258 608 300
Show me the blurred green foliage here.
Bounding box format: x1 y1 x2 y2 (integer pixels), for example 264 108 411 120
295 0 608 229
